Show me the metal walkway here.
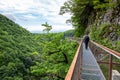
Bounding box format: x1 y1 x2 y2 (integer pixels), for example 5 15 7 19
81 43 105 80
65 40 120 80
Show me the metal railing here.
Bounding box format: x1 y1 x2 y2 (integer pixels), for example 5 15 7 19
65 40 83 80
90 41 120 80
90 41 120 59
65 39 120 80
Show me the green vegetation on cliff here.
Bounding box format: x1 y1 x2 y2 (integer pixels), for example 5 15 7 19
0 14 78 80
60 0 120 79
90 23 120 79
90 23 120 52
60 0 120 37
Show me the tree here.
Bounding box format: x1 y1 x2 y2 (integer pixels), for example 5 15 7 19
30 33 78 79
42 22 52 33
59 0 114 37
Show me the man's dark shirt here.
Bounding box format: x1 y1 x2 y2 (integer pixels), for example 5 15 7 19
84 35 90 49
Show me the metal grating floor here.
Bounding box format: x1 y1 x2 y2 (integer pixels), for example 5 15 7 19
81 43 106 80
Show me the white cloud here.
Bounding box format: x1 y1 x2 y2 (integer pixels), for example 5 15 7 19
0 0 34 11
51 25 73 32
24 24 73 33
22 14 37 19
24 25 45 32
0 0 73 32
47 14 71 24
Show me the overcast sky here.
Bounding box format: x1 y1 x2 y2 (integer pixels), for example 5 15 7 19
0 0 73 33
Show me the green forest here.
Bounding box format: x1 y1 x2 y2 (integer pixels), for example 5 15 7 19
0 14 78 80
0 0 120 80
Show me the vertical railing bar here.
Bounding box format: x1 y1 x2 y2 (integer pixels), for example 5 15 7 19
108 54 113 80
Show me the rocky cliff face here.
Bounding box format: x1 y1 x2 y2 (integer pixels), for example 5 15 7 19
89 4 120 46
88 4 120 27
96 5 120 25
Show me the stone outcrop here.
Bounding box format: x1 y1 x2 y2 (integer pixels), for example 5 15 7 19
112 70 120 80
88 3 120 45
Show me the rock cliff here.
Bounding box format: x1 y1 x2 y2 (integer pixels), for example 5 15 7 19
88 2 120 52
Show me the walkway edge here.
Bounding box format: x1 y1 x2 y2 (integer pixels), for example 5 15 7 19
65 41 82 80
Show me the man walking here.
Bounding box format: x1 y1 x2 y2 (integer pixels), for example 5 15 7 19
83 35 90 49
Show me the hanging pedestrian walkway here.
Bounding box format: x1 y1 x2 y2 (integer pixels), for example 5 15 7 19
81 43 105 80
65 39 120 80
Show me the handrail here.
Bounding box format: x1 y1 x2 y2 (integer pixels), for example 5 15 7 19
65 39 120 80
91 40 120 80
65 40 83 80
91 41 120 59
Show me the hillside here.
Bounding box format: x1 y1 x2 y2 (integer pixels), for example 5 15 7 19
0 14 31 36
0 14 78 80
64 29 75 37
0 14 41 80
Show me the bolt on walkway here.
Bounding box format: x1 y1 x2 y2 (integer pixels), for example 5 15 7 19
81 43 106 80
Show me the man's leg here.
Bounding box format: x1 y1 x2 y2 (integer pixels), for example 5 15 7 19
85 42 88 49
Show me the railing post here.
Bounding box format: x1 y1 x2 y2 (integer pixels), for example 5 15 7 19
108 54 113 80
